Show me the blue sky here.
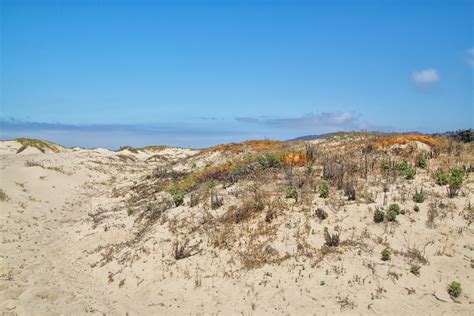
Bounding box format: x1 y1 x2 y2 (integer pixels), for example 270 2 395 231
1 0 472 148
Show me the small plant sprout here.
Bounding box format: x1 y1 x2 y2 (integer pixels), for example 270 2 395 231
381 248 391 261
410 264 421 276
447 281 462 298
285 186 298 200
127 208 133 216
172 192 184 207
207 179 216 190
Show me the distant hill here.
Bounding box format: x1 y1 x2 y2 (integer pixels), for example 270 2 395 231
287 131 421 142
432 129 473 143
289 130 473 143
287 132 341 141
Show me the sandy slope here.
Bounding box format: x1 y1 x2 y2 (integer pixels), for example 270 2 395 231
0 138 473 315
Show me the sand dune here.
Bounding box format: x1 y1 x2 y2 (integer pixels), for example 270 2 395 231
0 135 472 315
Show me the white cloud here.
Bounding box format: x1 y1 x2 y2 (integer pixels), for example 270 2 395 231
467 48 474 67
412 68 440 85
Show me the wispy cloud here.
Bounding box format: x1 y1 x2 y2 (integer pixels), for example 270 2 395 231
412 68 440 85
0 117 245 149
236 111 368 131
467 48 474 67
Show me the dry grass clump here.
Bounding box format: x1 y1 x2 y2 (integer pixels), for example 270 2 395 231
173 238 201 260
0 189 9 202
16 138 61 154
238 222 288 269
221 190 266 224
24 160 69 174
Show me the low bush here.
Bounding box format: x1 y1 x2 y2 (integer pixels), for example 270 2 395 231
388 204 400 215
448 167 464 198
257 152 283 169
374 208 385 223
386 209 398 222
413 188 425 203
319 181 329 198
436 170 449 186
405 167 416 180
398 160 409 173
416 155 428 169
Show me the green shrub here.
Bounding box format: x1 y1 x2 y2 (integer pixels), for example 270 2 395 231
410 264 421 276
172 192 184 207
436 170 449 186
381 248 391 261
207 179 216 189
285 186 298 200
386 209 398 222
448 167 464 198
319 181 329 198
388 204 400 215
381 159 391 172
447 281 462 298
127 208 134 216
398 160 409 173
405 167 416 180
256 153 283 169
374 208 384 223
413 188 425 203
416 155 428 169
